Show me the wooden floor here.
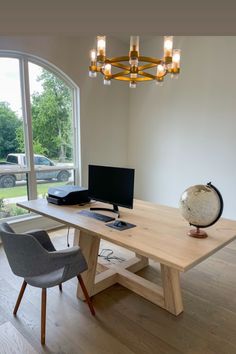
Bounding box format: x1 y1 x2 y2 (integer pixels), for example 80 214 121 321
0 228 236 354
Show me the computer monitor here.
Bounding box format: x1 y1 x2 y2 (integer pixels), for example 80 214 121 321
88 165 135 217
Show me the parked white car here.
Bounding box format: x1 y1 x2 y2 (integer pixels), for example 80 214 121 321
0 153 71 188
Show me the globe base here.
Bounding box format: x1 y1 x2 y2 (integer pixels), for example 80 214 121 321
188 227 208 238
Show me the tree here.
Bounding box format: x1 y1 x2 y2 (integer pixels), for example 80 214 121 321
0 102 22 159
31 70 72 161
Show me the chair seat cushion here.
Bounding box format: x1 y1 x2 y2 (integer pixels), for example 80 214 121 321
25 267 64 288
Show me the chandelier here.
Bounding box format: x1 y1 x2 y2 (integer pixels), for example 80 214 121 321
89 36 181 88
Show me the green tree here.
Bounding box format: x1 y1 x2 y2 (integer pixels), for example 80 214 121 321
33 139 48 155
0 102 22 159
31 70 72 161
15 125 25 153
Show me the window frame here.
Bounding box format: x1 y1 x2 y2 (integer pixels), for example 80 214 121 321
0 50 81 220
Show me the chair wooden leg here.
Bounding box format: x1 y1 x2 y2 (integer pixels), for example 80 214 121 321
41 288 47 345
77 275 95 316
59 284 62 292
13 280 27 315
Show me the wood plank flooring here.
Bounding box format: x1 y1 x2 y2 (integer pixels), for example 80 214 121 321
0 228 236 353
0 322 37 354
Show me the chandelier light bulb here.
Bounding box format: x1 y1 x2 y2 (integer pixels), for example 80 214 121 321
164 36 173 51
157 64 165 76
156 79 164 86
171 49 181 77
172 49 181 73
129 36 139 66
173 49 181 64
164 36 173 59
130 36 140 53
90 49 97 62
97 36 106 53
130 73 138 79
165 38 173 50
104 63 111 76
103 78 111 85
171 73 179 79
130 59 139 67
97 36 106 62
129 81 137 88
89 71 97 78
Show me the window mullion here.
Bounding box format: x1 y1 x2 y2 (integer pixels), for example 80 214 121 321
73 88 81 186
19 58 37 200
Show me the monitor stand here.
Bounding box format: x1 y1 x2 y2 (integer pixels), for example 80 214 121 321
90 204 120 218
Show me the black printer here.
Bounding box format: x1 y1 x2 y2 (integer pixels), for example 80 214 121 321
47 185 90 205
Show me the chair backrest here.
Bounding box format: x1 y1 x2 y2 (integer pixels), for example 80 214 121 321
0 222 49 277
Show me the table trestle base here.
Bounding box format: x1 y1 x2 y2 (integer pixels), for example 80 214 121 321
77 232 183 316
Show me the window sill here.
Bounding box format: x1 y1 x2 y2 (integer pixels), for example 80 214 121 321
1 213 62 235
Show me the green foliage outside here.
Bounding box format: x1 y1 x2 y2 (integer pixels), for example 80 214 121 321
0 68 73 219
0 181 67 219
0 102 22 157
0 181 65 199
0 198 27 218
32 71 72 161
0 69 72 161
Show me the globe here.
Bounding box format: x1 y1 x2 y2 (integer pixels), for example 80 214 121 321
179 182 224 238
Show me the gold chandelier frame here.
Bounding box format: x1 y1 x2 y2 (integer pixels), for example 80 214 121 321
91 56 168 82
89 36 181 87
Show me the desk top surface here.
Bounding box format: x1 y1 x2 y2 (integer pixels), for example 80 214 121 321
17 199 236 272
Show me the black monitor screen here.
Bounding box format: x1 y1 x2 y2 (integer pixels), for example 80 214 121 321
88 165 135 209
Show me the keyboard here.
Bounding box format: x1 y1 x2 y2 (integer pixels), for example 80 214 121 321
78 209 115 222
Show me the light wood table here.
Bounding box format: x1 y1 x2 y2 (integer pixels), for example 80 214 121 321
17 199 236 316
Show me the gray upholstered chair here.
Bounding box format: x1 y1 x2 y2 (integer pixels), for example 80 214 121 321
0 222 95 345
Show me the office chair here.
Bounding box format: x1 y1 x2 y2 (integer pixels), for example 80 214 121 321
0 222 95 345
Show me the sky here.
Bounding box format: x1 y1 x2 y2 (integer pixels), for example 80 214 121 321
0 58 43 116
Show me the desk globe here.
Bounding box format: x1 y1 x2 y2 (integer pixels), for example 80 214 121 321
179 182 224 238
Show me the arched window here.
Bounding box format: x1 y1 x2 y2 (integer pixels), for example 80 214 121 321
0 52 80 220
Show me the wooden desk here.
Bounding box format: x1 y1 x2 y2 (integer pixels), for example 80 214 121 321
17 199 236 316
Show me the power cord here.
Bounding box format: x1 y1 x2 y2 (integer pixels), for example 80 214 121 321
66 229 125 263
66 227 70 247
98 248 125 263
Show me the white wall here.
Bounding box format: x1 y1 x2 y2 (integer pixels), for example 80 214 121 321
128 36 236 219
2 35 236 222
0 36 130 186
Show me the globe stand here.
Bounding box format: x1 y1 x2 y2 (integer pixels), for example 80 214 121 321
188 227 208 239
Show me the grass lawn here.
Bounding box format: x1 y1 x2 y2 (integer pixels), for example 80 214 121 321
0 181 66 199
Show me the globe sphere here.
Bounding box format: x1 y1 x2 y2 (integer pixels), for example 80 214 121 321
179 183 223 228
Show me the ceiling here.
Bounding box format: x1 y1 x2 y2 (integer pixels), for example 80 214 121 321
1 0 236 36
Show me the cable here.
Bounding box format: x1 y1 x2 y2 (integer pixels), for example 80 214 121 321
98 248 125 263
66 227 70 247
66 229 124 262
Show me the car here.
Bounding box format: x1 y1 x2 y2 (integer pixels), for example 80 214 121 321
0 154 71 188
